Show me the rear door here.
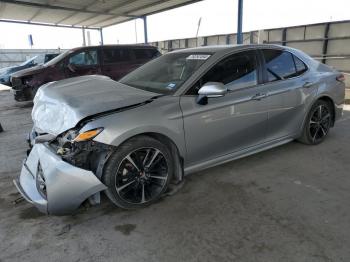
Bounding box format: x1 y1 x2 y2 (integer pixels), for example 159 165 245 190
101 47 135 80
260 49 313 141
65 48 101 78
180 50 270 166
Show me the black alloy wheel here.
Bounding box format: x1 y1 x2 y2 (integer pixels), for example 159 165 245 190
308 104 332 144
115 147 169 204
103 136 173 209
298 100 333 145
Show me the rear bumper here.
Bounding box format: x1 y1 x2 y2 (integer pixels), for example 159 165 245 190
14 143 107 215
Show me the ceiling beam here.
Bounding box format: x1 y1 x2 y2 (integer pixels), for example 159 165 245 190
86 0 175 27
85 0 168 27
1 0 204 28
71 0 140 26
0 19 100 30
28 0 56 22
1 0 119 16
99 0 203 28
55 0 96 25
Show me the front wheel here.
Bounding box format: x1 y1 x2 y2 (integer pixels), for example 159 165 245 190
102 136 173 209
298 100 333 145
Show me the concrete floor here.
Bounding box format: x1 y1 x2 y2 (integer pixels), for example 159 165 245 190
1 88 350 262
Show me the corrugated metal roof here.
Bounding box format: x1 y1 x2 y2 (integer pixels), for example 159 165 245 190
0 0 202 29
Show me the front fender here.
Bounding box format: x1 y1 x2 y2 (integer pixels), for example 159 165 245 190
80 96 187 158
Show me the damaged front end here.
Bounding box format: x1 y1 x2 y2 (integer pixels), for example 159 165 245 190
15 127 114 215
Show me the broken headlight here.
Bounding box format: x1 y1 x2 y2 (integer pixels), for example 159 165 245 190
53 127 105 170
73 128 104 142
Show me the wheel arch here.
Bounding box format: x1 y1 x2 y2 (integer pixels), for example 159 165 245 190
315 95 336 126
299 94 336 137
110 132 185 183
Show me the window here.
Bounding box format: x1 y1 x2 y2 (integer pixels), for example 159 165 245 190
120 52 210 95
187 51 258 95
103 48 131 64
133 49 159 60
262 49 307 82
293 55 308 75
69 50 97 66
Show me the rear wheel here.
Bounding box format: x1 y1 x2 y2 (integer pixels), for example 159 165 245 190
298 100 333 145
102 136 173 209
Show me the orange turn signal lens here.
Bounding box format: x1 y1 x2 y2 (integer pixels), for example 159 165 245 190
73 128 103 142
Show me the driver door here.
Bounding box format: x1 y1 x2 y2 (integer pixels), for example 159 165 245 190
180 50 270 166
65 48 101 78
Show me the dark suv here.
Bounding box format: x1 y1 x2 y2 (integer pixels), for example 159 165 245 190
11 45 160 101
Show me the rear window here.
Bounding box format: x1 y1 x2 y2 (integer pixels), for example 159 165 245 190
103 48 132 64
133 48 160 60
293 55 308 75
262 49 307 82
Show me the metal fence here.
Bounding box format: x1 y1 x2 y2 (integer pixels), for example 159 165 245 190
150 20 350 88
0 49 62 68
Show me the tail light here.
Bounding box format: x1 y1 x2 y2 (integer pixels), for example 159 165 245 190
336 73 345 82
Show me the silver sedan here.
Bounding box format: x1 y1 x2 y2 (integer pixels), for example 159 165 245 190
14 44 345 215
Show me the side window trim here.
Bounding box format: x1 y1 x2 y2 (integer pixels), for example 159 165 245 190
184 49 261 96
67 48 99 67
292 53 308 75
259 48 309 85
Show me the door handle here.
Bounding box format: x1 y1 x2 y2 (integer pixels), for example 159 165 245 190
251 93 267 100
303 81 314 88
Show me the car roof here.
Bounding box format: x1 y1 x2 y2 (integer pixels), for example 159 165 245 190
70 44 158 51
169 44 286 54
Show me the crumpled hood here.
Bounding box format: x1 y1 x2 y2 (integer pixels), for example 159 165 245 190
32 75 158 135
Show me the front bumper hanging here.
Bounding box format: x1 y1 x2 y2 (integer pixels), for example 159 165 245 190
14 143 107 215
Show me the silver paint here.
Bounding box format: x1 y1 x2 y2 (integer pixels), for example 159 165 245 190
18 44 345 215
15 143 106 215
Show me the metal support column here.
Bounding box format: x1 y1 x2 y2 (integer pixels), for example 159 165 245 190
322 23 330 64
237 0 243 44
282 28 287 46
143 16 148 44
82 26 86 46
99 28 104 45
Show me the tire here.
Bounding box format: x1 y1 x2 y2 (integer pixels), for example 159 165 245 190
102 135 174 209
29 85 40 99
298 100 333 145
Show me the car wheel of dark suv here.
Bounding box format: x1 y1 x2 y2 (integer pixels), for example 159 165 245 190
298 100 333 145
102 135 173 209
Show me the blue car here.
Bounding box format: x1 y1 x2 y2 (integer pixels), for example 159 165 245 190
0 54 59 86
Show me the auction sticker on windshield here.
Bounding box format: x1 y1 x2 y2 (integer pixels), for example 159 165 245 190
186 54 211 60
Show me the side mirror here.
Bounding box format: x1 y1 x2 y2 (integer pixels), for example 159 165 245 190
67 63 76 73
196 82 227 105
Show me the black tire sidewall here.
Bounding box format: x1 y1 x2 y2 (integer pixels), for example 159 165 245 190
102 136 174 209
304 100 332 145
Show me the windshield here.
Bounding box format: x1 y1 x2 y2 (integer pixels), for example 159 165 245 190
119 52 211 94
20 56 37 66
44 50 71 66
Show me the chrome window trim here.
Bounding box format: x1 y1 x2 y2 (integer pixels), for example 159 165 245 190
258 48 310 86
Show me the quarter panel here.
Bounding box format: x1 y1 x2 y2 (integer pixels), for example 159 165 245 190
265 74 318 140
